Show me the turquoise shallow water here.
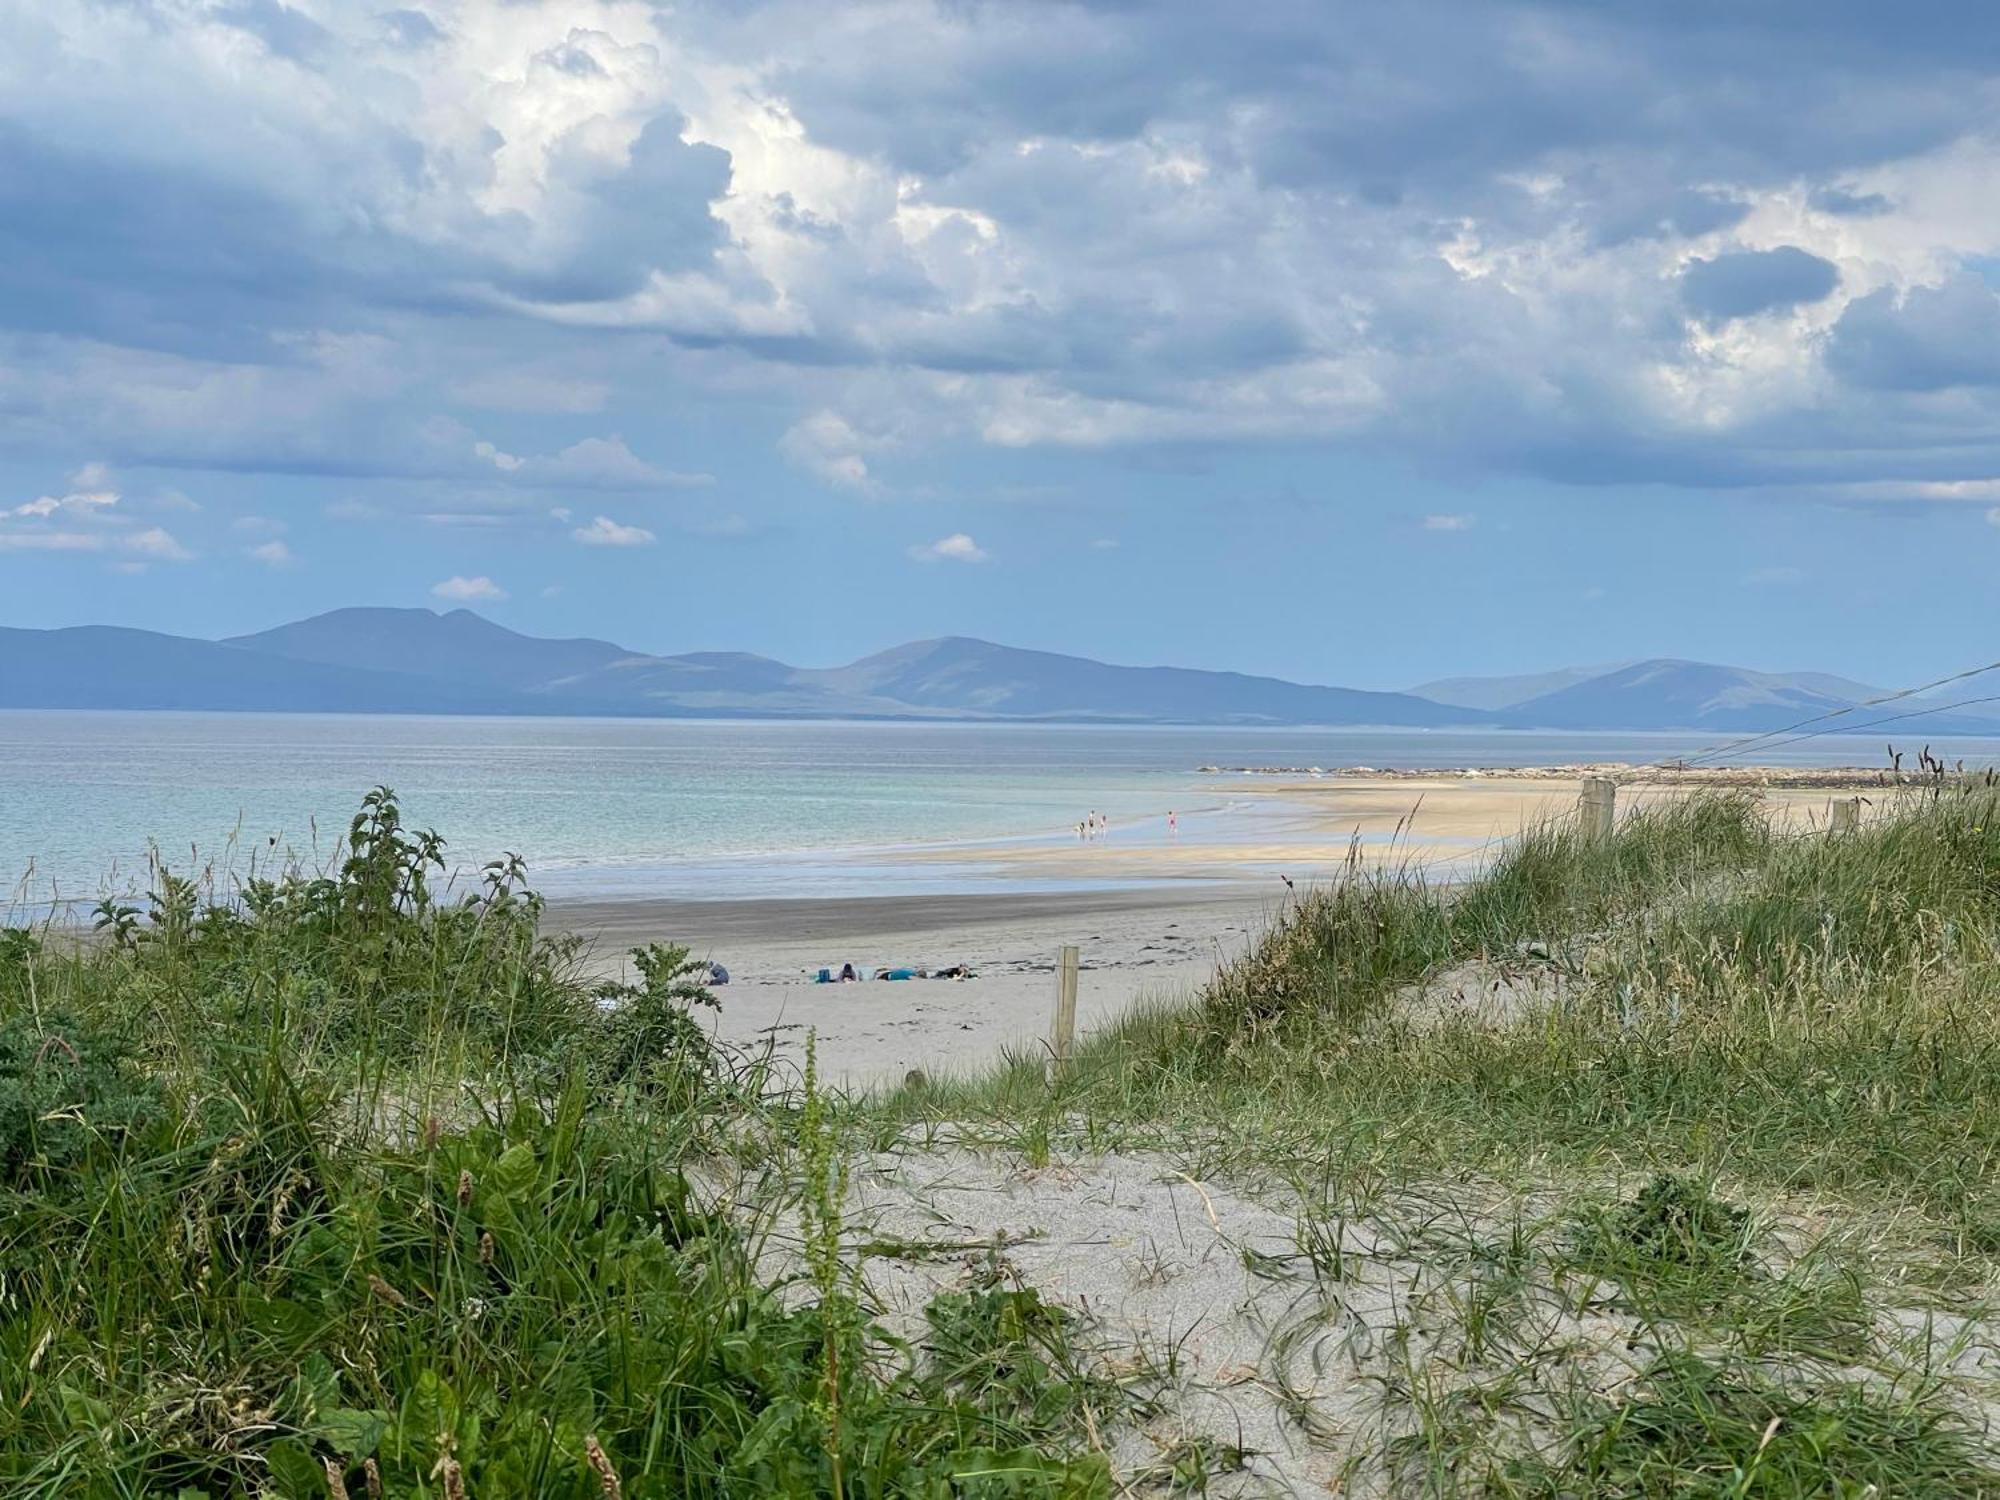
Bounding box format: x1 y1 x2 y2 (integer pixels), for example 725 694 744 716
4 711 1998 908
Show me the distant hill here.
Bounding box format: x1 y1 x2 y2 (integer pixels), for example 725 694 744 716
806 637 1477 725
1414 661 1888 717
221 615 1486 725
1410 663 1632 712
4 611 1994 735
226 607 633 692
6 610 1488 726
0 625 521 714
1489 659 1994 736
1496 660 1853 732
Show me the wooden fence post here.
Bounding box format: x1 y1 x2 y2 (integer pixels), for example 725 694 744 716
1051 945 1079 1074
1580 777 1616 843
1830 797 1860 835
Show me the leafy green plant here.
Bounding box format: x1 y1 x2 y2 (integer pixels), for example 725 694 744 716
0 1006 157 1188
590 942 722 1093
1579 1174 1751 1273
0 792 1115 1497
1505 1351 1999 1497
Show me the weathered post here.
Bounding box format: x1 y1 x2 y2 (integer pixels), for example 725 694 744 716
1580 776 1616 843
1830 797 1860 835
1051 944 1079 1074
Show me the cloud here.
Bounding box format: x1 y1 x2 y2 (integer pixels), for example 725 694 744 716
1825 275 2000 392
0 477 192 561
535 436 709 489
4 0 2000 501
1810 185 1893 218
431 575 507 602
11 487 118 519
571 514 657 547
247 539 295 567
0 525 191 560
909 532 988 563
125 527 193 561
1679 247 1841 322
0 531 105 553
457 429 711 490
1422 513 1475 532
473 440 525 473
781 410 890 494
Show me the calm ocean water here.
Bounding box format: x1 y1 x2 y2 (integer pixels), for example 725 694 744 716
5 711 1999 907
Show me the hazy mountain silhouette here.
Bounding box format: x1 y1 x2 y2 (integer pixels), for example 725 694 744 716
0 624 520 714
3 610 1991 734
1495 659 1900 732
225 607 632 691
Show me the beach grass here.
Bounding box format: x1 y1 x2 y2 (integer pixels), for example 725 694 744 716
876 782 2000 1490
0 789 1117 1498
9 779 2000 1493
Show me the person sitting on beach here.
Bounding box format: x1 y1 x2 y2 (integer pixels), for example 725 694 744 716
708 961 730 985
838 962 858 983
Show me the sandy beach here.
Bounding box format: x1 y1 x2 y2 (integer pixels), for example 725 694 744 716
556 886 1278 1089
550 766 1897 1088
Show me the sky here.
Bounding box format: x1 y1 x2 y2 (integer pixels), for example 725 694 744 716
2 1 1999 691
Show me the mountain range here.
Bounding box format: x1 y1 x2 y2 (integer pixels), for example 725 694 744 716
0 607 1991 736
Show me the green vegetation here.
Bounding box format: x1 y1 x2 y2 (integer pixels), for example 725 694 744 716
0 790 1113 1498
12 778 2000 1493
888 784 2000 1492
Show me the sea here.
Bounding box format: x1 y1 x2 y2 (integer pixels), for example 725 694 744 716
4 710 1998 911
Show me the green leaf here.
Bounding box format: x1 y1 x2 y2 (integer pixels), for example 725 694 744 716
488 1141 537 1200
263 1436 326 1497
312 1407 388 1460
57 1385 111 1438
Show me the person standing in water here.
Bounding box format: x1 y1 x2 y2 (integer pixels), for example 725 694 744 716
1168 810 1178 839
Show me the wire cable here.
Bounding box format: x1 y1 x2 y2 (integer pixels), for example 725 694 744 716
1704 691 2000 763
1673 657 2000 768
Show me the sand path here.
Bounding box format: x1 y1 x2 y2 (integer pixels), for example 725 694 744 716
553 887 1278 1089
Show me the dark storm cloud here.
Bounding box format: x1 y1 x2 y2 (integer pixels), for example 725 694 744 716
1826 277 2000 391
2 0 1999 494
1680 247 1842 322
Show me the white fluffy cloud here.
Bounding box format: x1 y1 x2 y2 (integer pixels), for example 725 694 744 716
0 479 192 562
780 410 891 494
571 514 657 547
247 539 296 567
431 574 508 601
909 532 988 563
